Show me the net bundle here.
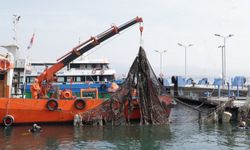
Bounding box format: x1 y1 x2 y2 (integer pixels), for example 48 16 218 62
81 46 170 125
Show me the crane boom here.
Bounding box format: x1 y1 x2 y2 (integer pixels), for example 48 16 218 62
35 17 143 97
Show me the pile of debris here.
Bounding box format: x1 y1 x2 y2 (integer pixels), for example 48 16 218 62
81 47 171 125
202 99 233 123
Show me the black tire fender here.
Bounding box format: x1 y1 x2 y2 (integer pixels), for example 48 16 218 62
3 115 14 127
74 99 86 110
46 99 58 111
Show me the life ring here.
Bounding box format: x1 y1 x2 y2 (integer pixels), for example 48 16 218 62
100 84 107 90
74 99 86 110
62 90 72 99
0 59 11 71
46 99 58 111
3 115 14 127
92 69 96 74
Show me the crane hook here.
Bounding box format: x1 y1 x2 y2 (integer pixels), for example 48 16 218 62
139 23 144 46
139 23 143 36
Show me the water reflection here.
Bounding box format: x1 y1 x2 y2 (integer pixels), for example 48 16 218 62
1 104 250 149
0 125 172 150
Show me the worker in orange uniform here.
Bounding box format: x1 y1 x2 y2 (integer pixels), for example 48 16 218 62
31 78 41 99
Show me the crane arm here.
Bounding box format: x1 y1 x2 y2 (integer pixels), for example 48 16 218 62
35 17 143 97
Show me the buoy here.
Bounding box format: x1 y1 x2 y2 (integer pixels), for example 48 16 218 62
62 90 72 99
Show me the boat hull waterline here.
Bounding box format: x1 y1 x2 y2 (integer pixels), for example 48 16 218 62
0 98 103 125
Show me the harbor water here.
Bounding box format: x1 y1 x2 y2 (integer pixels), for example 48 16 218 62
1 104 250 150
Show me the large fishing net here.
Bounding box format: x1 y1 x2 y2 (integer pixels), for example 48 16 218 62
81 46 171 125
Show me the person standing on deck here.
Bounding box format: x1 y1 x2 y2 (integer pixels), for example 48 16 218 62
31 78 41 99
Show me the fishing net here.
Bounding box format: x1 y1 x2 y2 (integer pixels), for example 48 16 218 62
238 96 250 123
81 46 170 125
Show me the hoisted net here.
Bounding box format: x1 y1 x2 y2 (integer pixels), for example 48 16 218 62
81 46 170 125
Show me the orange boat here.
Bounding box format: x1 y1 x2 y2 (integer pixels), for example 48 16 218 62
0 17 143 126
0 88 103 126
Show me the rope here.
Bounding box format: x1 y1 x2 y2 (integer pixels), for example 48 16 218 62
174 98 203 112
195 101 206 109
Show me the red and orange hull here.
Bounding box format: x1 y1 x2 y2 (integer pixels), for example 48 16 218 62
124 95 173 120
0 98 103 125
0 95 173 125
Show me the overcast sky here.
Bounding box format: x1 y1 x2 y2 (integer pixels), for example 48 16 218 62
1 0 250 80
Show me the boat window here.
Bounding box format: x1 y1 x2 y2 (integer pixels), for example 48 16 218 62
70 64 80 69
81 91 96 98
26 77 29 83
100 75 115 81
57 77 65 83
92 64 96 69
81 76 85 82
66 77 73 82
30 77 35 83
86 76 97 82
96 64 101 70
76 76 81 82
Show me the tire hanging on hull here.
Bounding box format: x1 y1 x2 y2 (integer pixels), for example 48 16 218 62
46 99 58 111
3 115 14 127
74 99 86 110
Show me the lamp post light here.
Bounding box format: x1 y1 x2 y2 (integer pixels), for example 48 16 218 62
177 43 193 78
154 50 167 77
214 34 234 86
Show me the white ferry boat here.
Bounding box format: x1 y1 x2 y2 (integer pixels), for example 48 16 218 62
21 58 116 98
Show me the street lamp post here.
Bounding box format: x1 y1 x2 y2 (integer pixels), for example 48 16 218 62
177 43 193 78
154 50 167 77
218 45 225 85
214 34 234 86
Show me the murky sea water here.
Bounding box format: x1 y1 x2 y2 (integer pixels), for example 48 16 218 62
1 104 250 150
